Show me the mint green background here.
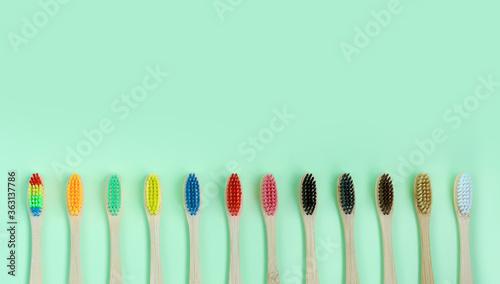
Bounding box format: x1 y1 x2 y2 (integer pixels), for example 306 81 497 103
1 0 500 283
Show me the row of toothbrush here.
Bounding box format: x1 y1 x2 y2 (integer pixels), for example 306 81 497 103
28 172 473 284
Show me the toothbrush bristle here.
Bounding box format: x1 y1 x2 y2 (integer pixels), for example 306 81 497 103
107 174 122 216
67 173 83 216
146 174 161 215
261 174 278 216
301 173 317 215
377 173 394 215
29 173 44 217
457 174 473 215
226 173 242 216
185 173 200 216
339 173 355 215
415 173 432 214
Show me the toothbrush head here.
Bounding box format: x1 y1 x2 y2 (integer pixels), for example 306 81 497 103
415 173 432 215
261 174 278 216
376 173 394 215
338 173 355 215
456 173 473 216
145 174 161 216
300 173 317 216
107 174 122 216
226 173 242 217
67 173 84 217
185 173 201 216
28 173 44 217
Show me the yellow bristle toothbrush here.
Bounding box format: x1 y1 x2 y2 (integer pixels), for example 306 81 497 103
67 173 84 284
106 174 123 284
414 173 434 284
28 173 45 284
144 174 163 284
454 174 473 284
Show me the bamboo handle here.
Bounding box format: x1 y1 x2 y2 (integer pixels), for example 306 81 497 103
229 218 241 284
381 220 397 284
459 220 473 284
30 221 42 284
419 218 434 284
265 218 280 284
189 219 202 284
69 219 82 284
149 219 163 284
304 220 319 284
110 220 122 284
343 219 359 284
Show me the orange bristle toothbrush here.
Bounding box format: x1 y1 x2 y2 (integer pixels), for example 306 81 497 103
66 173 84 284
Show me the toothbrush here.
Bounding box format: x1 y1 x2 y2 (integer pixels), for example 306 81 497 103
106 174 123 284
260 174 279 284
184 174 202 284
67 173 84 284
414 173 434 284
375 173 397 284
28 173 45 284
299 173 319 284
225 173 242 284
337 173 359 284
454 174 473 284
144 174 163 284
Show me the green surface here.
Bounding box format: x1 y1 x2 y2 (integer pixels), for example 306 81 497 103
1 0 500 283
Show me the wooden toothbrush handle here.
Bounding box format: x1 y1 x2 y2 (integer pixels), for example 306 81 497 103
110 220 122 284
149 218 163 284
343 219 359 284
381 220 397 284
419 218 434 284
69 219 82 284
304 219 319 284
459 220 473 284
265 219 280 284
30 222 42 284
189 219 202 284
229 218 241 284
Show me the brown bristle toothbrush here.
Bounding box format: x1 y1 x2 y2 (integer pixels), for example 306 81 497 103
375 173 397 284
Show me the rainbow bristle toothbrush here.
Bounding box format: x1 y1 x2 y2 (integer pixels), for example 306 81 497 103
299 173 319 284
414 173 434 284
184 173 202 284
28 173 45 284
144 174 163 284
337 173 359 284
66 173 84 284
225 173 242 284
454 174 473 284
260 174 279 284
106 174 123 284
